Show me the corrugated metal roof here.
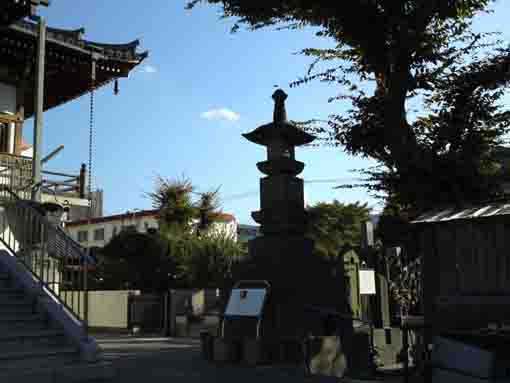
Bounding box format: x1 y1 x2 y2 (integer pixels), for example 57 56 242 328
412 201 510 224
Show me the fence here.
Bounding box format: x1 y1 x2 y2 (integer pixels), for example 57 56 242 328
0 153 87 202
0 153 32 200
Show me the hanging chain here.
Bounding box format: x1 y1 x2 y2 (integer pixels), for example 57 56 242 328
88 60 96 219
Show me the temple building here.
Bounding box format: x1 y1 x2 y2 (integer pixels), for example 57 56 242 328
0 4 149 381
0 0 49 28
0 16 147 207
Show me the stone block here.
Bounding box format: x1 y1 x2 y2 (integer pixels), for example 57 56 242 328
308 336 348 379
432 368 489 383
432 336 495 379
243 338 266 366
213 338 239 363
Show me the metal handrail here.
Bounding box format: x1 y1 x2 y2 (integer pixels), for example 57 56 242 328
0 185 93 334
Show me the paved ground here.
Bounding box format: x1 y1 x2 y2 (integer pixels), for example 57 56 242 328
95 335 409 383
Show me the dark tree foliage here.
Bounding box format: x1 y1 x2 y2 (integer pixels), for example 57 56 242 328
147 176 224 237
94 231 174 292
305 200 371 260
187 0 510 217
147 175 197 234
196 187 223 235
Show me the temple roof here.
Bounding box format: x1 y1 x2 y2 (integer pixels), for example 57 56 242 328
1 0 49 27
0 20 148 118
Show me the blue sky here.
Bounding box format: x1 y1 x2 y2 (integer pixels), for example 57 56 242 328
30 1 510 224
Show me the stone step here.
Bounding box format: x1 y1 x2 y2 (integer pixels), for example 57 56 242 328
0 346 78 363
0 361 115 383
0 309 45 320
0 350 80 371
0 299 38 313
1 336 68 350
0 295 32 304
0 287 24 295
0 329 66 348
0 328 62 340
0 319 49 333
0 313 46 324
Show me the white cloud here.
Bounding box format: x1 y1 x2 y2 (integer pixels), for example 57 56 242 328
201 108 241 122
139 65 158 74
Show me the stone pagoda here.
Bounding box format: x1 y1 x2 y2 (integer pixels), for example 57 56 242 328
238 90 351 340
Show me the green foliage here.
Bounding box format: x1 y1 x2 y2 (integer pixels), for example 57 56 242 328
306 200 371 259
196 187 223 235
147 175 196 235
142 175 241 288
189 1 510 314
187 0 510 217
174 230 244 288
147 175 225 237
91 231 174 292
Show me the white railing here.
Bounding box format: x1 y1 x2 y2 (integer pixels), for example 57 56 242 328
0 186 94 334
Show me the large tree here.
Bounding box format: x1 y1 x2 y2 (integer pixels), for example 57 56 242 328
187 0 510 216
305 200 371 260
195 187 223 236
147 175 197 235
147 176 225 237
175 231 244 288
93 231 174 292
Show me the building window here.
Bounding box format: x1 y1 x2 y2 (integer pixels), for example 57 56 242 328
144 222 149 231
77 230 88 243
94 228 105 241
113 226 118 237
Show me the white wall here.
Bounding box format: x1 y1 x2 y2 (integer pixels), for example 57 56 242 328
209 219 238 241
66 215 159 248
0 82 16 114
62 290 140 329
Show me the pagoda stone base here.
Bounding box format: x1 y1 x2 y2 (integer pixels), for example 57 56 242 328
233 235 350 340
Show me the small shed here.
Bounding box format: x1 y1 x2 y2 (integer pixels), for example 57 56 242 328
411 200 510 341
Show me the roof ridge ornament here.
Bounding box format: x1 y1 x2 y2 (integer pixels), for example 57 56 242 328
272 89 287 124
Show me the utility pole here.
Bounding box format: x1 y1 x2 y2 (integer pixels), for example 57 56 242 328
32 16 46 202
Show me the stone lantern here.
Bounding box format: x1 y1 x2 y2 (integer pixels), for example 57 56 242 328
235 89 351 342
243 89 314 236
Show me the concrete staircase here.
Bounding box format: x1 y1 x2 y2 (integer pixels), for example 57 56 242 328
0 264 116 382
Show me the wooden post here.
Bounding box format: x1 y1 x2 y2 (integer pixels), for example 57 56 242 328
403 326 409 383
31 17 46 202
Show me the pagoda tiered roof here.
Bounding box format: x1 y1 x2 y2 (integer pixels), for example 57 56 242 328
0 0 49 27
0 20 148 118
243 121 315 147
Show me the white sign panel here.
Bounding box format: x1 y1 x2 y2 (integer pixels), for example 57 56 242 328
359 269 376 295
225 288 267 317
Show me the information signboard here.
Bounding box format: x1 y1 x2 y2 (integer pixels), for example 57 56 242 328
359 269 376 295
225 288 267 317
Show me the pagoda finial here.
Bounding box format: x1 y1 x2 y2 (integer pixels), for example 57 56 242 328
272 89 288 123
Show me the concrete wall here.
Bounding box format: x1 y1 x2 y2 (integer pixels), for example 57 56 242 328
172 289 221 316
62 290 140 329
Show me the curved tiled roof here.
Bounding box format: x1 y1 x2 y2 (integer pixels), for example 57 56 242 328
1 0 49 27
1 19 148 117
12 20 149 62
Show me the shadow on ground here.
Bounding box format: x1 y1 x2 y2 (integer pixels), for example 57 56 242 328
96 336 411 383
